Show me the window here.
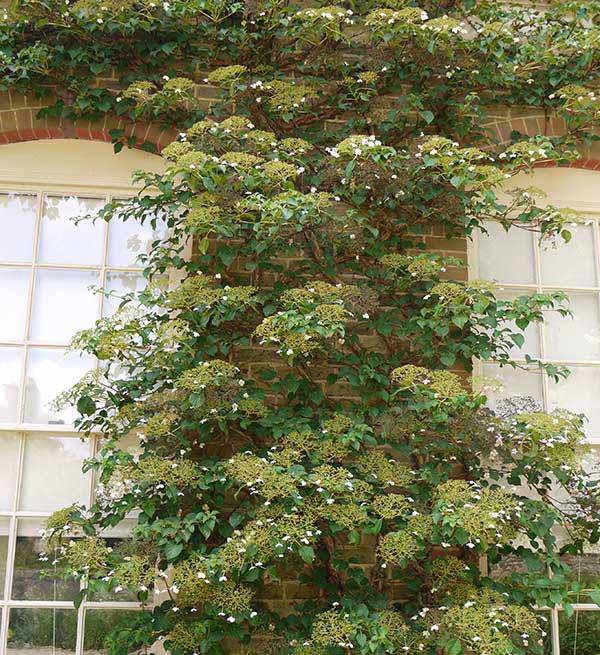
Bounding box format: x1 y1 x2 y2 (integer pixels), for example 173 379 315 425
472 167 600 445
472 167 600 655
0 139 169 654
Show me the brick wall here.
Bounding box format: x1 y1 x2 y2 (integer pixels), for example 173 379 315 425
1 84 597 626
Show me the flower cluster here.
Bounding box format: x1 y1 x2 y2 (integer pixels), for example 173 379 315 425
207 65 247 86
377 513 433 565
356 450 413 488
437 590 544 654
223 453 298 501
167 274 258 313
434 480 520 546
64 536 112 573
176 360 239 389
119 456 200 488
380 252 452 281
391 365 466 400
513 409 589 467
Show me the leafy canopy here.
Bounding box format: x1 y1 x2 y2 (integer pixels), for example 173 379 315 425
7 1 600 654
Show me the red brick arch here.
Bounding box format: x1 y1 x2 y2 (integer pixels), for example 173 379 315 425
483 111 600 170
0 91 177 151
534 158 600 171
3 91 600 166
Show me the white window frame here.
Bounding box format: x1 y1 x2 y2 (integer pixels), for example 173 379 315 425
469 167 600 655
468 170 600 446
0 139 187 655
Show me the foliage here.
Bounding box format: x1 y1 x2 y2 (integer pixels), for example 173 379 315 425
6 1 600 654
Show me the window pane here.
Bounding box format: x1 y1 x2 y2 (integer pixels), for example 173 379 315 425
496 289 540 359
562 553 600 604
548 366 600 438
102 272 169 317
103 271 147 316
480 363 544 412
0 267 31 341
107 210 168 267
545 294 600 361
539 612 552 655
19 435 90 511
540 224 597 287
23 347 94 425
0 193 38 263
84 610 143 654
559 610 600 655
30 268 101 343
0 346 23 423
11 519 80 601
7 607 77 653
88 522 138 601
38 195 105 266
477 223 536 285
0 516 10 598
0 433 20 510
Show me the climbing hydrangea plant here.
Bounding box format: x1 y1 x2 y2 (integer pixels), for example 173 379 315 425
7 0 600 654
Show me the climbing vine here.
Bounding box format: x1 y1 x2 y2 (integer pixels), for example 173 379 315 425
6 1 600 654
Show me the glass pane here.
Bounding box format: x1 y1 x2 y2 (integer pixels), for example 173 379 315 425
0 516 10 598
103 272 169 316
19 434 90 511
0 267 31 341
88 522 137 601
539 611 552 655
7 607 77 653
548 366 600 439
30 268 101 343
23 347 94 425
84 610 143 653
480 363 544 412
103 271 146 316
0 346 23 423
0 433 20 510
38 195 105 266
496 289 541 359
562 553 600 603
11 519 80 601
477 222 536 285
0 193 38 263
540 224 597 287
545 294 600 361
107 209 168 267
559 609 600 655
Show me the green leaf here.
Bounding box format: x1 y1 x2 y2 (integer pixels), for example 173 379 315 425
588 588 600 607
298 546 315 563
197 236 210 254
164 543 183 561
420 110 434 124
77 396 96 416
446 638 463 655
73 589 87 609
229 512 244 528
